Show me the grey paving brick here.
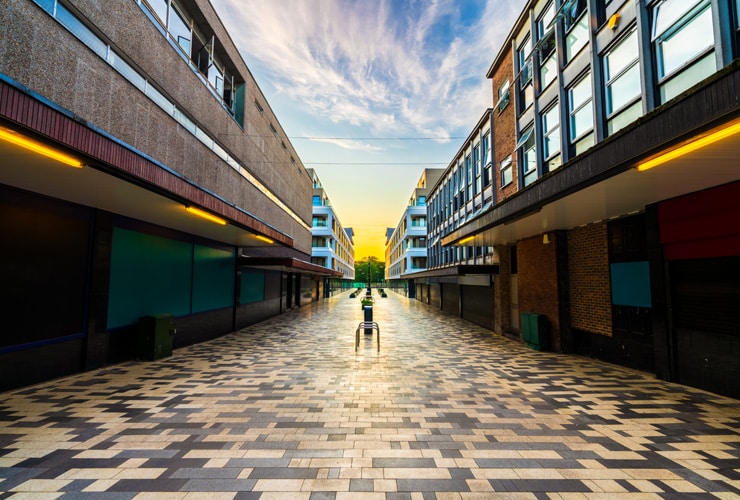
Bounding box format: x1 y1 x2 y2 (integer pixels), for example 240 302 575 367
0 290 737 498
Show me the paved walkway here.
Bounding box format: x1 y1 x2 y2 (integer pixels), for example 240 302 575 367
1 291 739 499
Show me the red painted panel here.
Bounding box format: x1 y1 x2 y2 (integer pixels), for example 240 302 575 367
659 181 740 260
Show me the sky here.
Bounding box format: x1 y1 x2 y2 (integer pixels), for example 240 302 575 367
211 0 526 259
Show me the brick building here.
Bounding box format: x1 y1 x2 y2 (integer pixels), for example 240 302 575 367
442 0 740 398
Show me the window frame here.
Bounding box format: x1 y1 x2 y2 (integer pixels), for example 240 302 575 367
604 28 641 117
497 79 511 112
652 0 714 81
568 73 594 142
500 155 513 187
541 101 561 162
520 126 537 175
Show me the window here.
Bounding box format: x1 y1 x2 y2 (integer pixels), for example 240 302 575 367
482 133 492 187
652 0 715 102
500 155 513 187
538 1 556 36
542 102 561 170
312 216 327 227
312 195 322 206
517 36 534 111
140 0 243 122
563 0 587 31
569 74 593 141
167 2 192 56
540 49 558 90
482 133 491 166
143 0 168 24
604 29 642 134
537 3 557 90
519 126 537 185
466 154 473 201
417 196 426 206
473 145 481 195
497 79 511 112
411 217 426 227
565 13 589 61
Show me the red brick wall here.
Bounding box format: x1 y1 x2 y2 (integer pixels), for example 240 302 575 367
491 53 518 200
568 223 613 336
518 234 561 351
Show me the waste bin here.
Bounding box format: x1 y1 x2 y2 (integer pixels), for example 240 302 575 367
137 314 175 360
363 306 373 335
520 313 550 351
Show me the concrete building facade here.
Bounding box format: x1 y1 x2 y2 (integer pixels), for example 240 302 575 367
407 112 499 331
0 0 337 391
440 0 740 398
384 169 443 296
308 169 355 292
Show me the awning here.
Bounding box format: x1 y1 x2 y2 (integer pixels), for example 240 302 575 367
401 264 499 280
238 256 343 277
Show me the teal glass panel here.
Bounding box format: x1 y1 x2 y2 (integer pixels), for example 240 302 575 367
240 270 265 304
610 261 652 307
107 227 192 328
192 245 235 313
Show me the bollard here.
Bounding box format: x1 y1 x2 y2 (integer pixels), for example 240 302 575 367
363 306 373 335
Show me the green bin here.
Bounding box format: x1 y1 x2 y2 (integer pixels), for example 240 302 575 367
137 314 175 360
520 312 550 351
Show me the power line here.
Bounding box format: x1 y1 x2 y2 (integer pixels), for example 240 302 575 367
304 162 448 165
291 136 466 141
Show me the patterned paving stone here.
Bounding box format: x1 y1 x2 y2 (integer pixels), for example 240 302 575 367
0 291 739 498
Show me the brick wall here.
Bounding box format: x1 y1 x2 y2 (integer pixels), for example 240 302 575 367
568 223 612 336
518 234 561 351
491 54 518 200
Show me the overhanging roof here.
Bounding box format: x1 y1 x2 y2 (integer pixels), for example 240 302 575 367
0 77 297 249
444 62 740 248
402 265 499 280
238 256 343 277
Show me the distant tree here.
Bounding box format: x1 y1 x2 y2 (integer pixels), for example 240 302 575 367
354 257 385 285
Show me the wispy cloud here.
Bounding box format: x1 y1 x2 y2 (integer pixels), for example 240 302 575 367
213 0 524 139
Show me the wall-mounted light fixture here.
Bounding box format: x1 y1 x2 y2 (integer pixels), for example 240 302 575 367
185 206 227 225
255 235 274 244
637 121 740 171
458 236 475 245
0 127 84 168
607 13 620 29
542 233 551 244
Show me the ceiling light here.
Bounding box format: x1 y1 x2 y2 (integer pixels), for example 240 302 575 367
0 127 84 168
255 235 274 244
458 236 475 244
636 120 740 171
186 206 227 225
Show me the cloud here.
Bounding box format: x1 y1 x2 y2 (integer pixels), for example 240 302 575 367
213 0 525 140
308 137 385 153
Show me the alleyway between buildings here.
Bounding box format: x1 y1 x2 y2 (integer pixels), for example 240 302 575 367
0 291 739 499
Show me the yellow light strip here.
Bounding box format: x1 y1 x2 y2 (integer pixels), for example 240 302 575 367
185 206 227 225
255 235 274 244
637 121 740 172
0 127 84 168
458 236 475 244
